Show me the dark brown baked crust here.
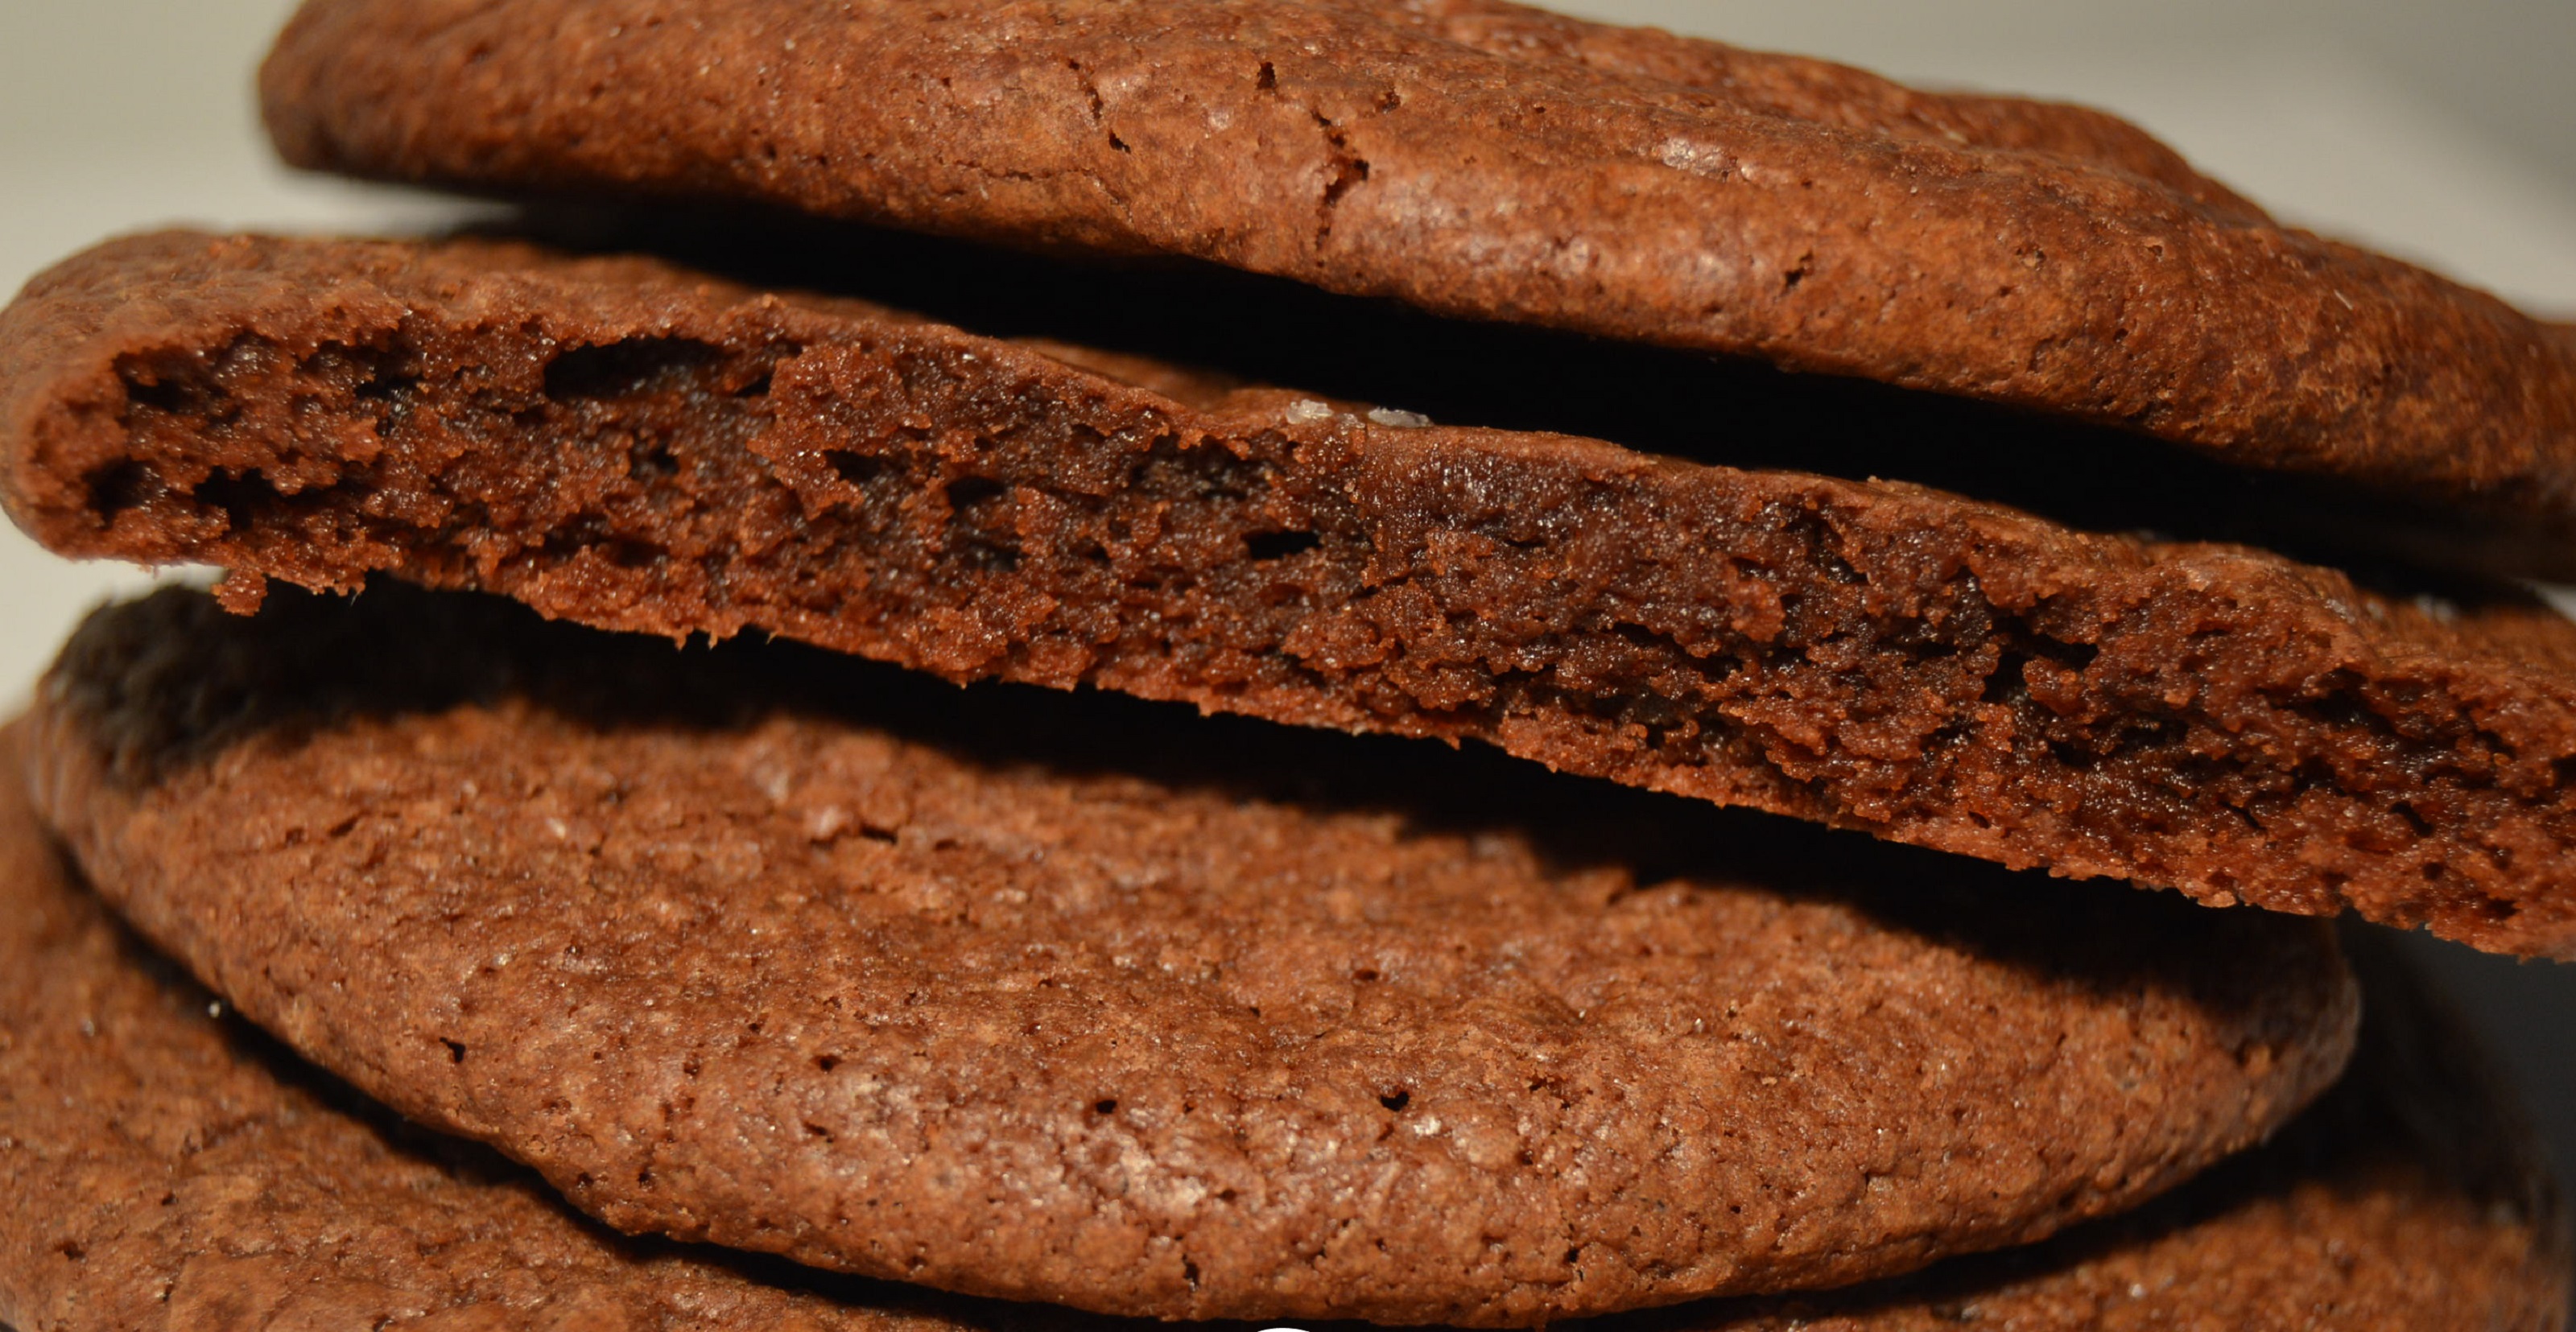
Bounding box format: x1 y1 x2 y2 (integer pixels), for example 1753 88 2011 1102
10 232 2576 955
23 584 2365 1325
3 708 2561 1331
257 0 2576 526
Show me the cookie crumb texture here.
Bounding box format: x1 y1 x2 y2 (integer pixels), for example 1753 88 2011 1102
10 233 2576 955
27 585 2363 1325
257 0 2576 520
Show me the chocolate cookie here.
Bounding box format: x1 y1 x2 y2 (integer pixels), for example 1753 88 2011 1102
0 726 932 1330
10 232 2576 955
257 0 2576 527
2 720 2559 1331
24 583 2362 1326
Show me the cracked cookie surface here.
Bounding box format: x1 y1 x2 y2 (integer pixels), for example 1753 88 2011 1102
258 0 2576 536
22 584 2362 1325
2 715 2562 1330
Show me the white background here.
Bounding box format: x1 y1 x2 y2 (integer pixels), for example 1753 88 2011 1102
3 0 2572 1293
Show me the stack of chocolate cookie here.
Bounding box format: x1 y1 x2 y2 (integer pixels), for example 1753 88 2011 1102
2 1 2570 1328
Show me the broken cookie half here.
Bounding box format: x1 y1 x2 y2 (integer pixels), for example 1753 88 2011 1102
9 232 2576 955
